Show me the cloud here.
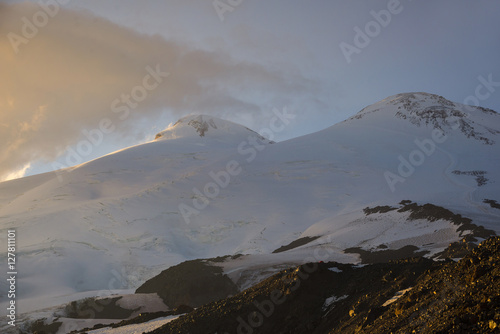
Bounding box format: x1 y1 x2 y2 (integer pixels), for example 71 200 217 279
0 2 318 180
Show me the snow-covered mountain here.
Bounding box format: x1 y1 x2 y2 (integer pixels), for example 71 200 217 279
1 93 499 325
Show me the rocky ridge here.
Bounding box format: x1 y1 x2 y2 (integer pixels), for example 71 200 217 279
145 236 500 334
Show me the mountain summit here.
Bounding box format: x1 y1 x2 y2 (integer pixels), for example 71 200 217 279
348 92 500 144
154 114 272 143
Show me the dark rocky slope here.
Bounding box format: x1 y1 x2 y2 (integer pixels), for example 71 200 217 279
146 259 439 333
147 236 500 334
359 236 500 334
136 257 239 308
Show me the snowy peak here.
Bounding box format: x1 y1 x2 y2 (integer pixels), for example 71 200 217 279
349 92 500 145
353 92 464 121
154 114 272 143
155 115 220 139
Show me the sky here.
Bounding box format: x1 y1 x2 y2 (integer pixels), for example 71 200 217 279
1 0 499 181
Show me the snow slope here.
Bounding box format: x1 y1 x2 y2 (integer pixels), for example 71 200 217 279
0 94 499 323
